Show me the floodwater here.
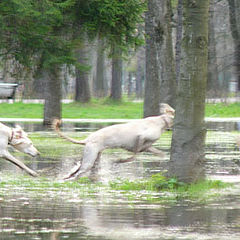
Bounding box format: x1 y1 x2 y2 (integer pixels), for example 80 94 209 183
0 121 240 240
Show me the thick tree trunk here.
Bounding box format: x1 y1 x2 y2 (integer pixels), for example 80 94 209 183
168 0 209 183
75 45 91 103
144 0 176 117
144 0 162 117
110 45 123 101
43 66 62 125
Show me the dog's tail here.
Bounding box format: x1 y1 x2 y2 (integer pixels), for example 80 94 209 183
52 119 86 145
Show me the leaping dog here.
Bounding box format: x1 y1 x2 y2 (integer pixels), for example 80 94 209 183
53 103 175 181
0 123 39 176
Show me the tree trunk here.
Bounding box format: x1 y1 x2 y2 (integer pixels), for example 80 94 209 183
43 65 62 125
75 44 91 103
94 38 108 98
207 0 220 98
144 0 162 117
175 0 183 84
228 0 240 91
159 0 177 108
168 0 209 183
136 47 145 99
127 72 134 98
110 45 123 101
144 0 176 117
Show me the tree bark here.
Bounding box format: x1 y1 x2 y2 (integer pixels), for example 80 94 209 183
110 45 123 101
168 0 209 183
43 65 62 125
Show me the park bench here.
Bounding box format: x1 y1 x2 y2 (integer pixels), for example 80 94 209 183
0 83 18 100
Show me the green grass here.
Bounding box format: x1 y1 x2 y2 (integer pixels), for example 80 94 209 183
0 173 231 204
0 100 240 119
110 173 231 202
0 99 143 119
205 102 240 117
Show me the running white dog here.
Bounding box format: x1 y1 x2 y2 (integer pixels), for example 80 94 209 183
53 103 175 180
0 123 39 176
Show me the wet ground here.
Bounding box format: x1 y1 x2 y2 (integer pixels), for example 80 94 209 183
0 121 240 240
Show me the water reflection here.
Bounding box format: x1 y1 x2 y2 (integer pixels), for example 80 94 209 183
1 193 240 240
0 122 240 240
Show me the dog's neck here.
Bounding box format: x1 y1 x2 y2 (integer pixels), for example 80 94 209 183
162 115 170 129
8 128 22 146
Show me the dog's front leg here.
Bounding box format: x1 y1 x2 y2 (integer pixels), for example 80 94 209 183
145 146 165 157
0 150 38 176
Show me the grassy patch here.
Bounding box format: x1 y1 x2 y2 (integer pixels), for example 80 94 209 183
0 174 103 198
0 172 232 205
0 99 143 119
109 173 231 202
205 102 240 117
0 101 240 119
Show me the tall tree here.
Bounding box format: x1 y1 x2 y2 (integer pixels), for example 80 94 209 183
168 0 210 183
43 65 62 125
0 0 76 125
0 0 145 124
144 0 176 117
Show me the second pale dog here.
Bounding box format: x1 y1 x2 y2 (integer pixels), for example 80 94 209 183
54 103 175 180
0 123 39 176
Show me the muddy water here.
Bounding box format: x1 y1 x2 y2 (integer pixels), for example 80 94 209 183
0 122 240 240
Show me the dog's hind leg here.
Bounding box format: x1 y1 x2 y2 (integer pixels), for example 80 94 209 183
64 143 101 180
89 152 102 181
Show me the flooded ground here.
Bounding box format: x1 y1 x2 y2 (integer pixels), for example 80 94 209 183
0 121 240 240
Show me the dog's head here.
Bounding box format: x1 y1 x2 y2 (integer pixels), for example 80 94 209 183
10 125 40 157
159 103 175 116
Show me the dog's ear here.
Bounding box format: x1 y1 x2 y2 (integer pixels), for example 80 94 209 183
13 128 23 139
15 125 22 130
13 125 23 138
166 108 175 116
159 103 175 116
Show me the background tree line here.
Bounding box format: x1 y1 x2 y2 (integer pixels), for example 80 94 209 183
0 0 240 183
